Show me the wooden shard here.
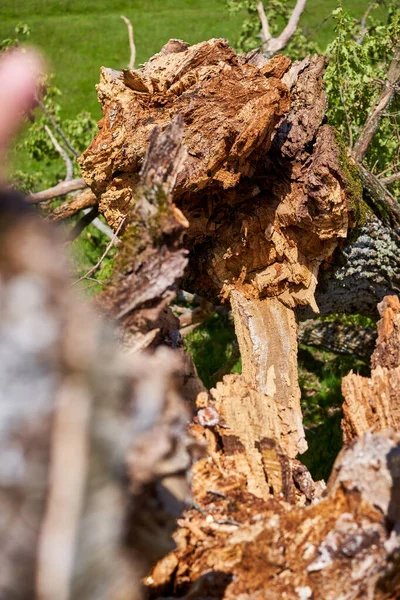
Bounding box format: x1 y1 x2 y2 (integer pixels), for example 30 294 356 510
342 295 400 442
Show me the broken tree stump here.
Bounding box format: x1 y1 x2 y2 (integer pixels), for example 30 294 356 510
80 40 352 462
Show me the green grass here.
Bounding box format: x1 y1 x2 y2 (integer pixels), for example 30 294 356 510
1 0 373 120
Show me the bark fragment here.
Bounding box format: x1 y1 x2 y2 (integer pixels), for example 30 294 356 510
342 295 400 442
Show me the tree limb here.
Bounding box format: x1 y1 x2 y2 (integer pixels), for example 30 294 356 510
380 171 400 185
68 206 99 241
47 188 97 221
258 0 307 56
44 124 73 181
356 0 377 44
257 2 272 47
121 15 136 70
353 43 400 162
27 178 86 203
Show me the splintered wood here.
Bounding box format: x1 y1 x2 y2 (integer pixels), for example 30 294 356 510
342 295 400 441
80 39 351 461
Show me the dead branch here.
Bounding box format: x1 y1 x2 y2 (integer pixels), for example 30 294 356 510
380 171 400 185
38 98 79 158
47 188 97 221
353 43 400 162
258 0 307 56
121 15 136 70
27 177 86 203
68 206 99 241
71 216 125 285
356 0 377 44
44 124 73 181
82 209 115 239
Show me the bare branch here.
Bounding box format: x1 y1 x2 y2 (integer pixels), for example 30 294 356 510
257 2 271 47
121 15 136 70
68 207 99 241
71 217 125 286
38 99 79 159
353 44 400 162
83 210 115 240
26 178 86 204
47 188 97 221
258 0 307 56
380 171 400 185
44 125 73 181
356 1 377 44
377 161 400 178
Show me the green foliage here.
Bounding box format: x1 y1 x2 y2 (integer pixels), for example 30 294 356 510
0 22 30 51
299 345 369 480
324 0 400 182
185 312 240 389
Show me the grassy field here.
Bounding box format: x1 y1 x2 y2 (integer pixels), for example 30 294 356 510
1 0 372 120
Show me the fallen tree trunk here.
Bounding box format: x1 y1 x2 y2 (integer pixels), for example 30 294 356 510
2 38 400 600
77 38 400 599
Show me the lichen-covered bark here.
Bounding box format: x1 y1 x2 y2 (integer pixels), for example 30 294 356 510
312 216 400 317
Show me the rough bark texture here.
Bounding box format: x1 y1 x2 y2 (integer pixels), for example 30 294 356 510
342 295 400 442
47 187 97 221
80 40 353 459
95 115 189 352
146 429 400 600
298 318 377 360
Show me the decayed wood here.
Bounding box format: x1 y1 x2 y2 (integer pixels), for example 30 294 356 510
95 115 189 351
342 295 400 442
80 41 353 461
230 291 306 458
146 429 400 600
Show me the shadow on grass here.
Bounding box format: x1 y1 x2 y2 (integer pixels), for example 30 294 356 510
299 345 370 481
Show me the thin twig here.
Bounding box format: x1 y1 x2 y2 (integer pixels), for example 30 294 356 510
356 1 377 44
39 99 79 158
339 83 353 150
27 178 87 204
44 125 73 181
377 161 400 178
121 15 136 70
71 217 126 286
